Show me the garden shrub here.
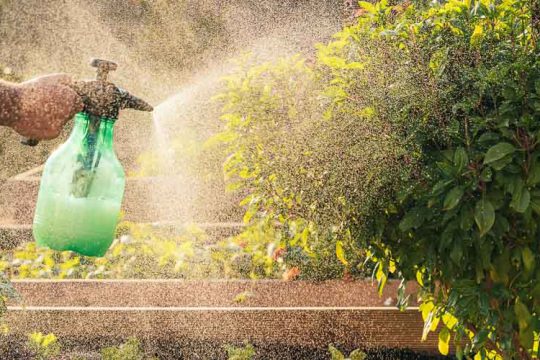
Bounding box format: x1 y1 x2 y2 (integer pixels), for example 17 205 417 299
213 0 540 357
211 51 416 279
26 332 61 360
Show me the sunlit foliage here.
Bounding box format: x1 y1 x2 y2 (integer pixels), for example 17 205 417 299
213 0 540 357
0 222 285 280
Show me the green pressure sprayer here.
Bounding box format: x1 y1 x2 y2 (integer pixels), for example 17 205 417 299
32 59 153 257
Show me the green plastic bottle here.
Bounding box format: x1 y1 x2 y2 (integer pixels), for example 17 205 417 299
31 58 152 257
33 113 125 256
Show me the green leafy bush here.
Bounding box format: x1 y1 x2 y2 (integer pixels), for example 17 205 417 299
213 0 540 357
336 0 539 358
210 51 415 279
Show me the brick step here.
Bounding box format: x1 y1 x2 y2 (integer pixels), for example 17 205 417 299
0 175 240 225
0 222 244 250
6 280 442 353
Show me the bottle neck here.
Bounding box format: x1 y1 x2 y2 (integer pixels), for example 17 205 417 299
70 112 116 150
97 118 115 150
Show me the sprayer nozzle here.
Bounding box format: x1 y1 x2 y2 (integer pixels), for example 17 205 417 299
71 58 153 118
119 89 153 112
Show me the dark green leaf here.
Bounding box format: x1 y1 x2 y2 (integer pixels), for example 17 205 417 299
443 187 464 210
432 180 453 196
522 247 535 273
399 208 425 232
454 147 468 172
527 158 540 185
511 185 530 213
474 199 495 237
477 132 499 145
459 206 474 231
514 299 532 330
483 142 515 165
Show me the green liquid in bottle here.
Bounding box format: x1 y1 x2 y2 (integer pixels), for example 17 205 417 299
33 113 125 257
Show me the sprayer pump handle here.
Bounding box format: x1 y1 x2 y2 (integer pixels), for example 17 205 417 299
90 58 118 81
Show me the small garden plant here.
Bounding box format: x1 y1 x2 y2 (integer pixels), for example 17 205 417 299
225 342 256 360
26 332 61 360
328 345 367 360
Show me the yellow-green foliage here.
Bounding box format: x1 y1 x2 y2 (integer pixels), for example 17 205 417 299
0 222 283 279
101 337 157 360
211 49 418 278
329 345 367 360
225 342 256 360
26 332 61 360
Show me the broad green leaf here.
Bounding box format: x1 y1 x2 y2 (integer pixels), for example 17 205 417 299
472 329 489 350
399 209 425 232
450 243 463 264
483 142 515 165
490 156 513 171
456 345 463 360
438 327 451 355
519 325 534 350
459 206 474 231
490 249 511 284
474 199 495 237
515 299 532 330
530 193 540 215
454 147 468 171
522 247 536 273
443 186 464 210
527 159 540 185
432 180 453 196
511 186 530 213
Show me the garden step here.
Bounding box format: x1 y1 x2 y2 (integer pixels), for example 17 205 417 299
9 279 418 308
6 280 441 354
0 173 240 225
0 224 32 249
0 222 244 250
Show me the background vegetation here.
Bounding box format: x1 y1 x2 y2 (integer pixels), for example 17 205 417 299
2 0 540 358
210 0 540 358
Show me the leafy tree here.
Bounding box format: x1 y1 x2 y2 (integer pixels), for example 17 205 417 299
330 1 540 358
214 0 540 357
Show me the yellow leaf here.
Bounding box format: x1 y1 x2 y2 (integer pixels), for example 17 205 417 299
471 24 484 45
416 269 425 287
336 241 348 265
388 260 396 274
442 312 458 330
438 327 450 355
